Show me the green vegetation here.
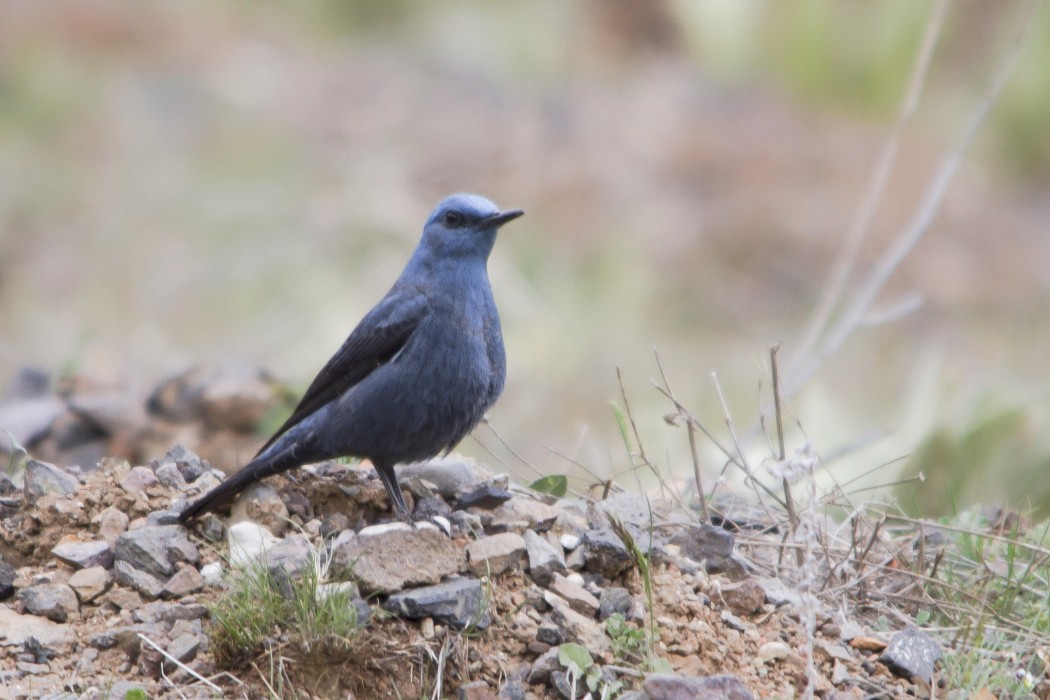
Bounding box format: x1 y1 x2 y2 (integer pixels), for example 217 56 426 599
604 613 646 667
209 548 363 665
528 473 568 497
557 642 622 699
917 510 1050 697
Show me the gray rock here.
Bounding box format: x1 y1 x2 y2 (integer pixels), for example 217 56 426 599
17 583 79 622
320 512 351 538
226 521 281 567
68 391 144 435
5 366 51 398
161 566 205 599
452 510 485 534
230 482 290 535
756 641 790 662
152 462 188 490
457 483 513 511
164 632 202 669
95 507 130 546
527 646 561 685
642 673 753 700
0 472 15 495
536 622 565 646
719 578 765 616
598 587 635 621
16 660 49 674
542 590 609 653
113 560 166 600
102 586 144 611
414 496 453 522
498 682 527 700
152 443 208 483
0 560 16 599
668 524 734 561
548 573 599 617
266 533 314 578
133 601 209 625
67 566 113 603
398 456 492 498
524 530 567 586
347 596 372 627
497 684 529 700
705 554 750 581
0 495 19 518
146 509 183 526
20 637 56 664
490 497 560 532
383 577 491 630
565 546 586 571
0 606 73 647
22 459 79 505
51 540 113 570
592 492 654 529
879 626 942 684
114 525 199 579
333 523 464 594
119 465 159 493
467 532 527 576
198 512 226 543
551 668 588 700
582 527 633 579
403 473 436 501
0 395 64 448
552 509 588 548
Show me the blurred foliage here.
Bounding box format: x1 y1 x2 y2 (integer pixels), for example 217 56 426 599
901 393 1050 517
0 0 1048 512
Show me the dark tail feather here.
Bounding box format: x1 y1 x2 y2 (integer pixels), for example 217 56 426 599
178 454 287 523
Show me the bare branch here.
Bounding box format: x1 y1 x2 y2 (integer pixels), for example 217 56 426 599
790 0 952 375
787 0 1038 397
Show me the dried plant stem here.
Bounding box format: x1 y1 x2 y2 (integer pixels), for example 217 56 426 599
770 345 800 547
790 0 951 374
138 633 222 693
653 349 711 522
712 371 786 510
476 420 543 480
615 367 697 517
786 0 1037 398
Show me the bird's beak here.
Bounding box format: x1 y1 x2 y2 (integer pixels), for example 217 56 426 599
484 209 525 228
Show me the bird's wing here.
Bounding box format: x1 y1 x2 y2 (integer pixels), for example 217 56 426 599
254 289 429 457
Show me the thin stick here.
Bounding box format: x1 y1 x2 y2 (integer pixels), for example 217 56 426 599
769 345 800 540
477 419 543 479
712 371 786 510
616 367 651 472
653 349 710 522
137 633 221 693
788 0 1038 398
790 0 951 374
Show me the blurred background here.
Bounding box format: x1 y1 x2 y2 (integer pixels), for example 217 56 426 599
1 0 1048 514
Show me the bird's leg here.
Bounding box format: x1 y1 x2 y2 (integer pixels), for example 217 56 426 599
374 460 412 522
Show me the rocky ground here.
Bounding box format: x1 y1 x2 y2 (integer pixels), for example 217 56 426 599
0 367 948 699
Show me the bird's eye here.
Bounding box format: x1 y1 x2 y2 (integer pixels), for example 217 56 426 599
443 211 463 227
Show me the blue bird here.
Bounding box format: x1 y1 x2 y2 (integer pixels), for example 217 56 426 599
178 194 523 523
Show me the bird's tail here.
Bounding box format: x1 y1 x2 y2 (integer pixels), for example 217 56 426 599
177 454 287 524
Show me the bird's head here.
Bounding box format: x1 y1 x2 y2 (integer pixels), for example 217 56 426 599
418 194 524 262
